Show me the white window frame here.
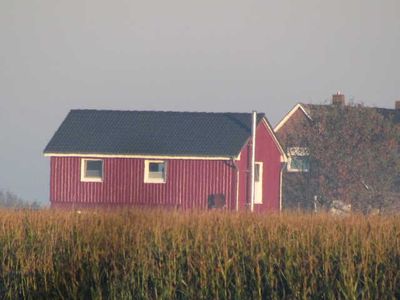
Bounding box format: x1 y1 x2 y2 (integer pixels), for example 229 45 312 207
254 162 263 204
287 147 310 173
144 160 167 184
80 159 104 182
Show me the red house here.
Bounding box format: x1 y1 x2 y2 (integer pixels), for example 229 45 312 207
44 110 286 212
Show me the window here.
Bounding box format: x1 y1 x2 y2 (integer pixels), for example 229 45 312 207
287 147 310 172
255 163 261 182
144 160 167 183
81 159 103 182
254 162 263 204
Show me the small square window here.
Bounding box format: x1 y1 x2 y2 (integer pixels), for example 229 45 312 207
144 160 167 183
81 159 103 182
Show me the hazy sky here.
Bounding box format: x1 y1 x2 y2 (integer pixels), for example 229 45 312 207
1 0 399 203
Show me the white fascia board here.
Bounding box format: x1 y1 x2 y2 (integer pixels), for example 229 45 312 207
44 153 236 161
234 119 288 163
274 104 312 133
261 119 288 162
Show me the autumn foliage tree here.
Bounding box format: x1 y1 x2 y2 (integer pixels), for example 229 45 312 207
286 103 400 212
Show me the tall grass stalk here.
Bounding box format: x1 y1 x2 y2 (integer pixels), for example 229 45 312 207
0 210 399 299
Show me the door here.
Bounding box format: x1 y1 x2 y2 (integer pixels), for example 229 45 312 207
254 162 263 204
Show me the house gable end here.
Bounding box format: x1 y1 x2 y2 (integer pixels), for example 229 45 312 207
274 104 312 133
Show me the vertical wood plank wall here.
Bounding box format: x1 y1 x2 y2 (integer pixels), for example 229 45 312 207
236 121 282 212
50 157 237 210
49 120 283 212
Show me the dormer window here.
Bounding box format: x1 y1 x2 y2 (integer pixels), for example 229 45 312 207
287 147 310 172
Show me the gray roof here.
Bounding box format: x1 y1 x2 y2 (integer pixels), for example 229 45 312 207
44 110 266 157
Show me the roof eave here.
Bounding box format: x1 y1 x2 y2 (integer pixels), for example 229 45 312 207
262 118 288 162
43 152 236 161
274 103 312 133
235 117 288 163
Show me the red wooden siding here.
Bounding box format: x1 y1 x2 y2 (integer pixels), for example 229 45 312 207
49 119 283 212
50 157 237 210
236 121 283 212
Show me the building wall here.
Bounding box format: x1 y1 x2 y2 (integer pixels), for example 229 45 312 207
236 121 283 212
275 106 314 210
50 157 237 210
275 107 310 146
50 120 283 212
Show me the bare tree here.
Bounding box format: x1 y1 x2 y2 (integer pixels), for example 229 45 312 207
0 189 41 209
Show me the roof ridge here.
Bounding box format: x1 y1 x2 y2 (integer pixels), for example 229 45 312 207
300 102 398 112
70 109 266 115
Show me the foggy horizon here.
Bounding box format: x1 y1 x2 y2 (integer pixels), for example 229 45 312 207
1 0 399 203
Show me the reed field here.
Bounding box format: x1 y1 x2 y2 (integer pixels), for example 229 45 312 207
0 210 399 299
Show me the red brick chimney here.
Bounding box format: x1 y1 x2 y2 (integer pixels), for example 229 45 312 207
332 92 345 106
396 101 400 110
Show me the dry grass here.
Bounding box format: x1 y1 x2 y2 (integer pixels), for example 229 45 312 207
0 209 399 299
